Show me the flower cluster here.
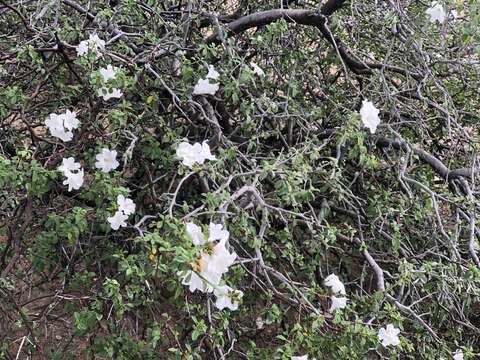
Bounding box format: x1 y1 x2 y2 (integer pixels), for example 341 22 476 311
193 64 220 95
44 110 80 142
76 33 105 57
178 222 243 310
176 141 216 168
323 273 348 312
57 157 84 191
107 194 136 230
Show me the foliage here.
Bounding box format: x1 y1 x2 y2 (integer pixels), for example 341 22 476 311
0 0 479 359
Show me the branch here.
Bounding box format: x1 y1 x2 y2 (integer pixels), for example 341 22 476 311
375 137 476 181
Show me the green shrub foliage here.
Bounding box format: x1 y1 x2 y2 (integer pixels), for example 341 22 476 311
1 0 479 359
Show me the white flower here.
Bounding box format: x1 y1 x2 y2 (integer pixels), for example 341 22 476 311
62 110 80 131
76 33 105 57
206 65 220 80
100 65 119 82
97 87 123 101
213 285 243 310
208 222 229 242
291 356 308 360
329 296 348 312
186 222 205 246
193 78 219 95
45 113 73 142
359 100 381 134
426 2 447 23
95 148 119 173
176 141 216 168
117 194 135 215
378 324 401 347
58 157 81 174
324 273 346 295
62 168 84 191
107 210 128 230
453 350 464 360
250 62 265 77
75 41 89 57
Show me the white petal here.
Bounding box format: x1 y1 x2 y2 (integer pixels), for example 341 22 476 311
206 65 220 80
324 274 346 295
193 79 219 95
186 222 205 245
250 62 265 77
58 157 81 174
329 296 348 312
359 100 381 134
453 350 464 360
208 223 229 242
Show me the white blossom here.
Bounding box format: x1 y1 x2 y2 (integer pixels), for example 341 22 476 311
206 65 220 80
58 157 81 174
107 210 128 230
453 350 464 360
213 285 243 310
99 64 119 82
95 148 119 173
324 273 346 295
208 222 229 242
329 296 348 312
250 62 265 77
97 87 123 101
426 2 447 23
176 141 216 168
62 168 84 192
186 222 205 246
193 78 219 96
117 194 135 215
76 33 105 57
75 41 89 57
359 100 381 134
378 324 401 347
291 356 308 360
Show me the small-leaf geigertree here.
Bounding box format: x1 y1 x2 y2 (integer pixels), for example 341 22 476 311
0 0 479 359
